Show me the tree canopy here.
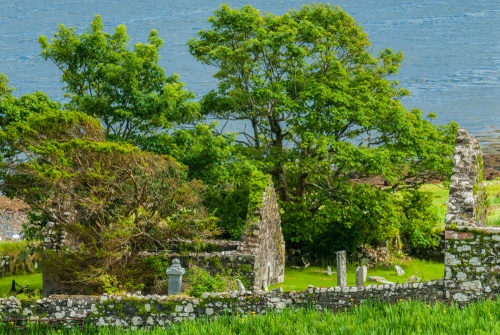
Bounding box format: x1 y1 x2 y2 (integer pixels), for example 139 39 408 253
39 15 199 143
189 4 457 254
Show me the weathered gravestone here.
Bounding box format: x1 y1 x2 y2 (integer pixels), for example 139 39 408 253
336 251 347 287
166 258 185 296
356 265 367 287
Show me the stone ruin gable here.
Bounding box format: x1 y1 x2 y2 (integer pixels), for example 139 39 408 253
444 226 500 304
237 177 285 291
446 127 487 227
41 176 285 295
0 281 444 328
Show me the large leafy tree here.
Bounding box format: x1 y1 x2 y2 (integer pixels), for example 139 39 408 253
189 4 457 254
0 109 217 292
39 15 199 142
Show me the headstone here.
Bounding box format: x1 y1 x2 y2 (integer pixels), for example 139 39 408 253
236 279 246 292
395 265 405 276
356 265 367 287
326 266 332 275
336 251 347 287
368 276 386 282
166 258 185 296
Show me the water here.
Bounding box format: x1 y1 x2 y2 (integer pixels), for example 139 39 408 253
1 0 499 141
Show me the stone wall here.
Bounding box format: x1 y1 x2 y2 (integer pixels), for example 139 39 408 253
238 177 285 290
0 281 444 328
444 226 500 303
446 127 486 227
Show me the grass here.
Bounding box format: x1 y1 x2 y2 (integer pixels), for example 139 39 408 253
270 258 443 291
0 273 42 297
2 299 500 334
421 178 500 228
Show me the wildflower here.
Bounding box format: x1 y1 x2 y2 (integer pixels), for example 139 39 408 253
354 304 358 307
251 311 256 316
241 318 245 323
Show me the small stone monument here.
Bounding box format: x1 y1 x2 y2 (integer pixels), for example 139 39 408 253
336 251 347 287
326 266 332 275
236 279 246 293
395 265 405 276
166 258 185 296
356 265 367 287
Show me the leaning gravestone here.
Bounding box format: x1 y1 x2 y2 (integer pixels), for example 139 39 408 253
395 265 405 276
336 251 347 287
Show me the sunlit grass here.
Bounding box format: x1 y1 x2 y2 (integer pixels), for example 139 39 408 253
0 273 42 297
3 299 500 334
270 259 443 292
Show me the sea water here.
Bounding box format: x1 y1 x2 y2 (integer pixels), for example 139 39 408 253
0 0 499 139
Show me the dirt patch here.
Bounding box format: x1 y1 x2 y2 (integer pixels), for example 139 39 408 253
483 153 500 180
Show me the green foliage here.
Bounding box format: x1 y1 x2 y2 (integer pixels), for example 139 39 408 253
0 242 41 276
190 4 457 254
39 15 199 142
397 190 441 249
0 110 218 294
184 265 228 298
142 124 267 240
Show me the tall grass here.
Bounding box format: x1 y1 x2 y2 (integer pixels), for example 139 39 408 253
2 299 500 334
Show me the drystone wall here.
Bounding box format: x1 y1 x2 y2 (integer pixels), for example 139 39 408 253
0 281 444 328
444 226 500 303
446 127 486 227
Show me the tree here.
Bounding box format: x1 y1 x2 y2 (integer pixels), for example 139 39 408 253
189 4 457 254
39 15 199 143
0 109 217 292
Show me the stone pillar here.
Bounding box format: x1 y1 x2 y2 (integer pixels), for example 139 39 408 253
446 127 486 227
356 265 367 287
166 259 185 296
336 251 347 287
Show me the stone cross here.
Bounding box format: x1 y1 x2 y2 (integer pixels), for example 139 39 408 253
336 251 347 287
166 258 185 296
356 265 367 287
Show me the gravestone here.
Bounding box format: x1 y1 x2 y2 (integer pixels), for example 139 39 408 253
166 258 185 296
326 266 332 275
395 265 405 276
356 265 367 287
336 251 347 287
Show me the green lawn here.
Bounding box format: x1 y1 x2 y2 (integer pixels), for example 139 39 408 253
270 259 444 291
0 273 42 297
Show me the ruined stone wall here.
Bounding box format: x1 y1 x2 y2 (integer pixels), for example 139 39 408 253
444 226 500 303
42 175 285 295
238 177 285 290
446 127 486 227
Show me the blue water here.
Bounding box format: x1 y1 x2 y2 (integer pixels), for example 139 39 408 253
1 1 499 140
